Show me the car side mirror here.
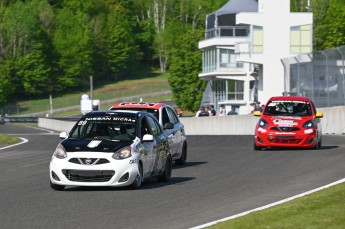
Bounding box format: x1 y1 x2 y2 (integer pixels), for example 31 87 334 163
142 134 154 142
315 111 323 118
253 111 261 117
164 122 174 129
59 132 68 139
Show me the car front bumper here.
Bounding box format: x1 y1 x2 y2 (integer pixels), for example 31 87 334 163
49 152 139 187
254 127 318 148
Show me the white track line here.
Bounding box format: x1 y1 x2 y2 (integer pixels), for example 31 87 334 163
25 125 55 134
191 177 345 229
0 137 29 150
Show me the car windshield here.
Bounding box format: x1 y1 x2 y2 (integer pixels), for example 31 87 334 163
264 100 312 116
69 116 136 141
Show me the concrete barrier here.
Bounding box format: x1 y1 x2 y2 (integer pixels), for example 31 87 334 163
38 106 345 135
38 118 75 133
318 106 345 135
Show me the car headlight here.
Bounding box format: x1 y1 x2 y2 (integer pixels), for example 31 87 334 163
54 143 67 159
112 146 132 160
303 120 315 128
258 119 269 128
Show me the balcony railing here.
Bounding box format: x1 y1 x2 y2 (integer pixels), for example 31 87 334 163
205 26 249 39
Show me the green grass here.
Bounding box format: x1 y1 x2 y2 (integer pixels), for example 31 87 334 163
209 182 345 229
11 72 171 116
0 133 21 146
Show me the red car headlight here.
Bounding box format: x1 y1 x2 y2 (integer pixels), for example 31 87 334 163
303 120 315 128
258 119 269 128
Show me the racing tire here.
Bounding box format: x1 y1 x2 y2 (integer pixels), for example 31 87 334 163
175 143 187 165
50 181 65 191
313 136 322 150
254 142 262 151
131 163 143 189
158 156 172 182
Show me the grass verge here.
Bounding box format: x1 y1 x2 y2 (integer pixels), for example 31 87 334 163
209 181 345 229
11 72 171 116
0 133 21 146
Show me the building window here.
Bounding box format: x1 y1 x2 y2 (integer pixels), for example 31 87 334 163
227 79 244 100
290 25 312 54
219 49 242 68
212 79 244 101
202 48 217 72
252 26 263 53
202 48 243 73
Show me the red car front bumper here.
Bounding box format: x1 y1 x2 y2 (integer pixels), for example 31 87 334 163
254 127 318 149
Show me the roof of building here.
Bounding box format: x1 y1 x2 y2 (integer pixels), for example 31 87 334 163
215 0 258 15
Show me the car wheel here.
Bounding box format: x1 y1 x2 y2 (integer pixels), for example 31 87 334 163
158 156 172 182
254 142 262 151
131 163 143 189
175 143 187 165
313 136 322 150
50 181 65 191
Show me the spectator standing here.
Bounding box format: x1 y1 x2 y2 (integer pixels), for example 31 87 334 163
196 106 209 117
227 106 238 115
218 105 226 116
210 105 216 116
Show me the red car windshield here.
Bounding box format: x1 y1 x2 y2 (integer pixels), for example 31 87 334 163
264 100 312 116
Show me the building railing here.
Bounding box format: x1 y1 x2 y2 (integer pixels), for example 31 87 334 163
205 26 249 39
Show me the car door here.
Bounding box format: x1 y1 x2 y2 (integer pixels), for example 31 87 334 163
164 106 183 159
145 116 167 176
139 116 156 179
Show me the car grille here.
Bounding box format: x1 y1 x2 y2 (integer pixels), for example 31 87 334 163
271 127 300 132
268 136 302 144
68 158 110 165
62 170 115 182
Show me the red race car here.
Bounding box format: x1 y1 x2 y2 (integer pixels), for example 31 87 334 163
253 96 323 150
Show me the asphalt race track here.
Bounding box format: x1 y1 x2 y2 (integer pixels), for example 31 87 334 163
1 124 345 229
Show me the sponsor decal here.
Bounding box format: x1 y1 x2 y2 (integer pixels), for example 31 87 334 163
275 132 296 135
304 129 314 134
129 159 138 164
258 127 267 133
274 116 302 120
273 119 297 127
85 117 135 122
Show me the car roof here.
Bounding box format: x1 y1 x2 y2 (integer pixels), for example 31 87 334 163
110 102 166 110
268 96 312 102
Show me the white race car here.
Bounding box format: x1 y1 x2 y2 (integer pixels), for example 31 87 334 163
49 110 172 190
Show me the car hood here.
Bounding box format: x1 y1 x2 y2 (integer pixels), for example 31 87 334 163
264 115 312 128
61 139 132 153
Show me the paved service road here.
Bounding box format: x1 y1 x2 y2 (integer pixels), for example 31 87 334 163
1 124 345 229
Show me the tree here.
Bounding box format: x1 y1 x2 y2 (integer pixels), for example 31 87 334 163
52 8 94 91
93 0 141 80
0 59 16 106
319 0 345 49
169 29 206 112
0 1 54 96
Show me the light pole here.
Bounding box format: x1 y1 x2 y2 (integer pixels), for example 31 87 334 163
90 76 93 110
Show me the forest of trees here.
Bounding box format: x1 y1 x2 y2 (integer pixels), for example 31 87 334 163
0 0 344 112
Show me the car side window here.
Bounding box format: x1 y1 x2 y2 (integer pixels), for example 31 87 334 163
166 107 178 124
146 116 162 137
162 107 171 126
140 117 152 137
